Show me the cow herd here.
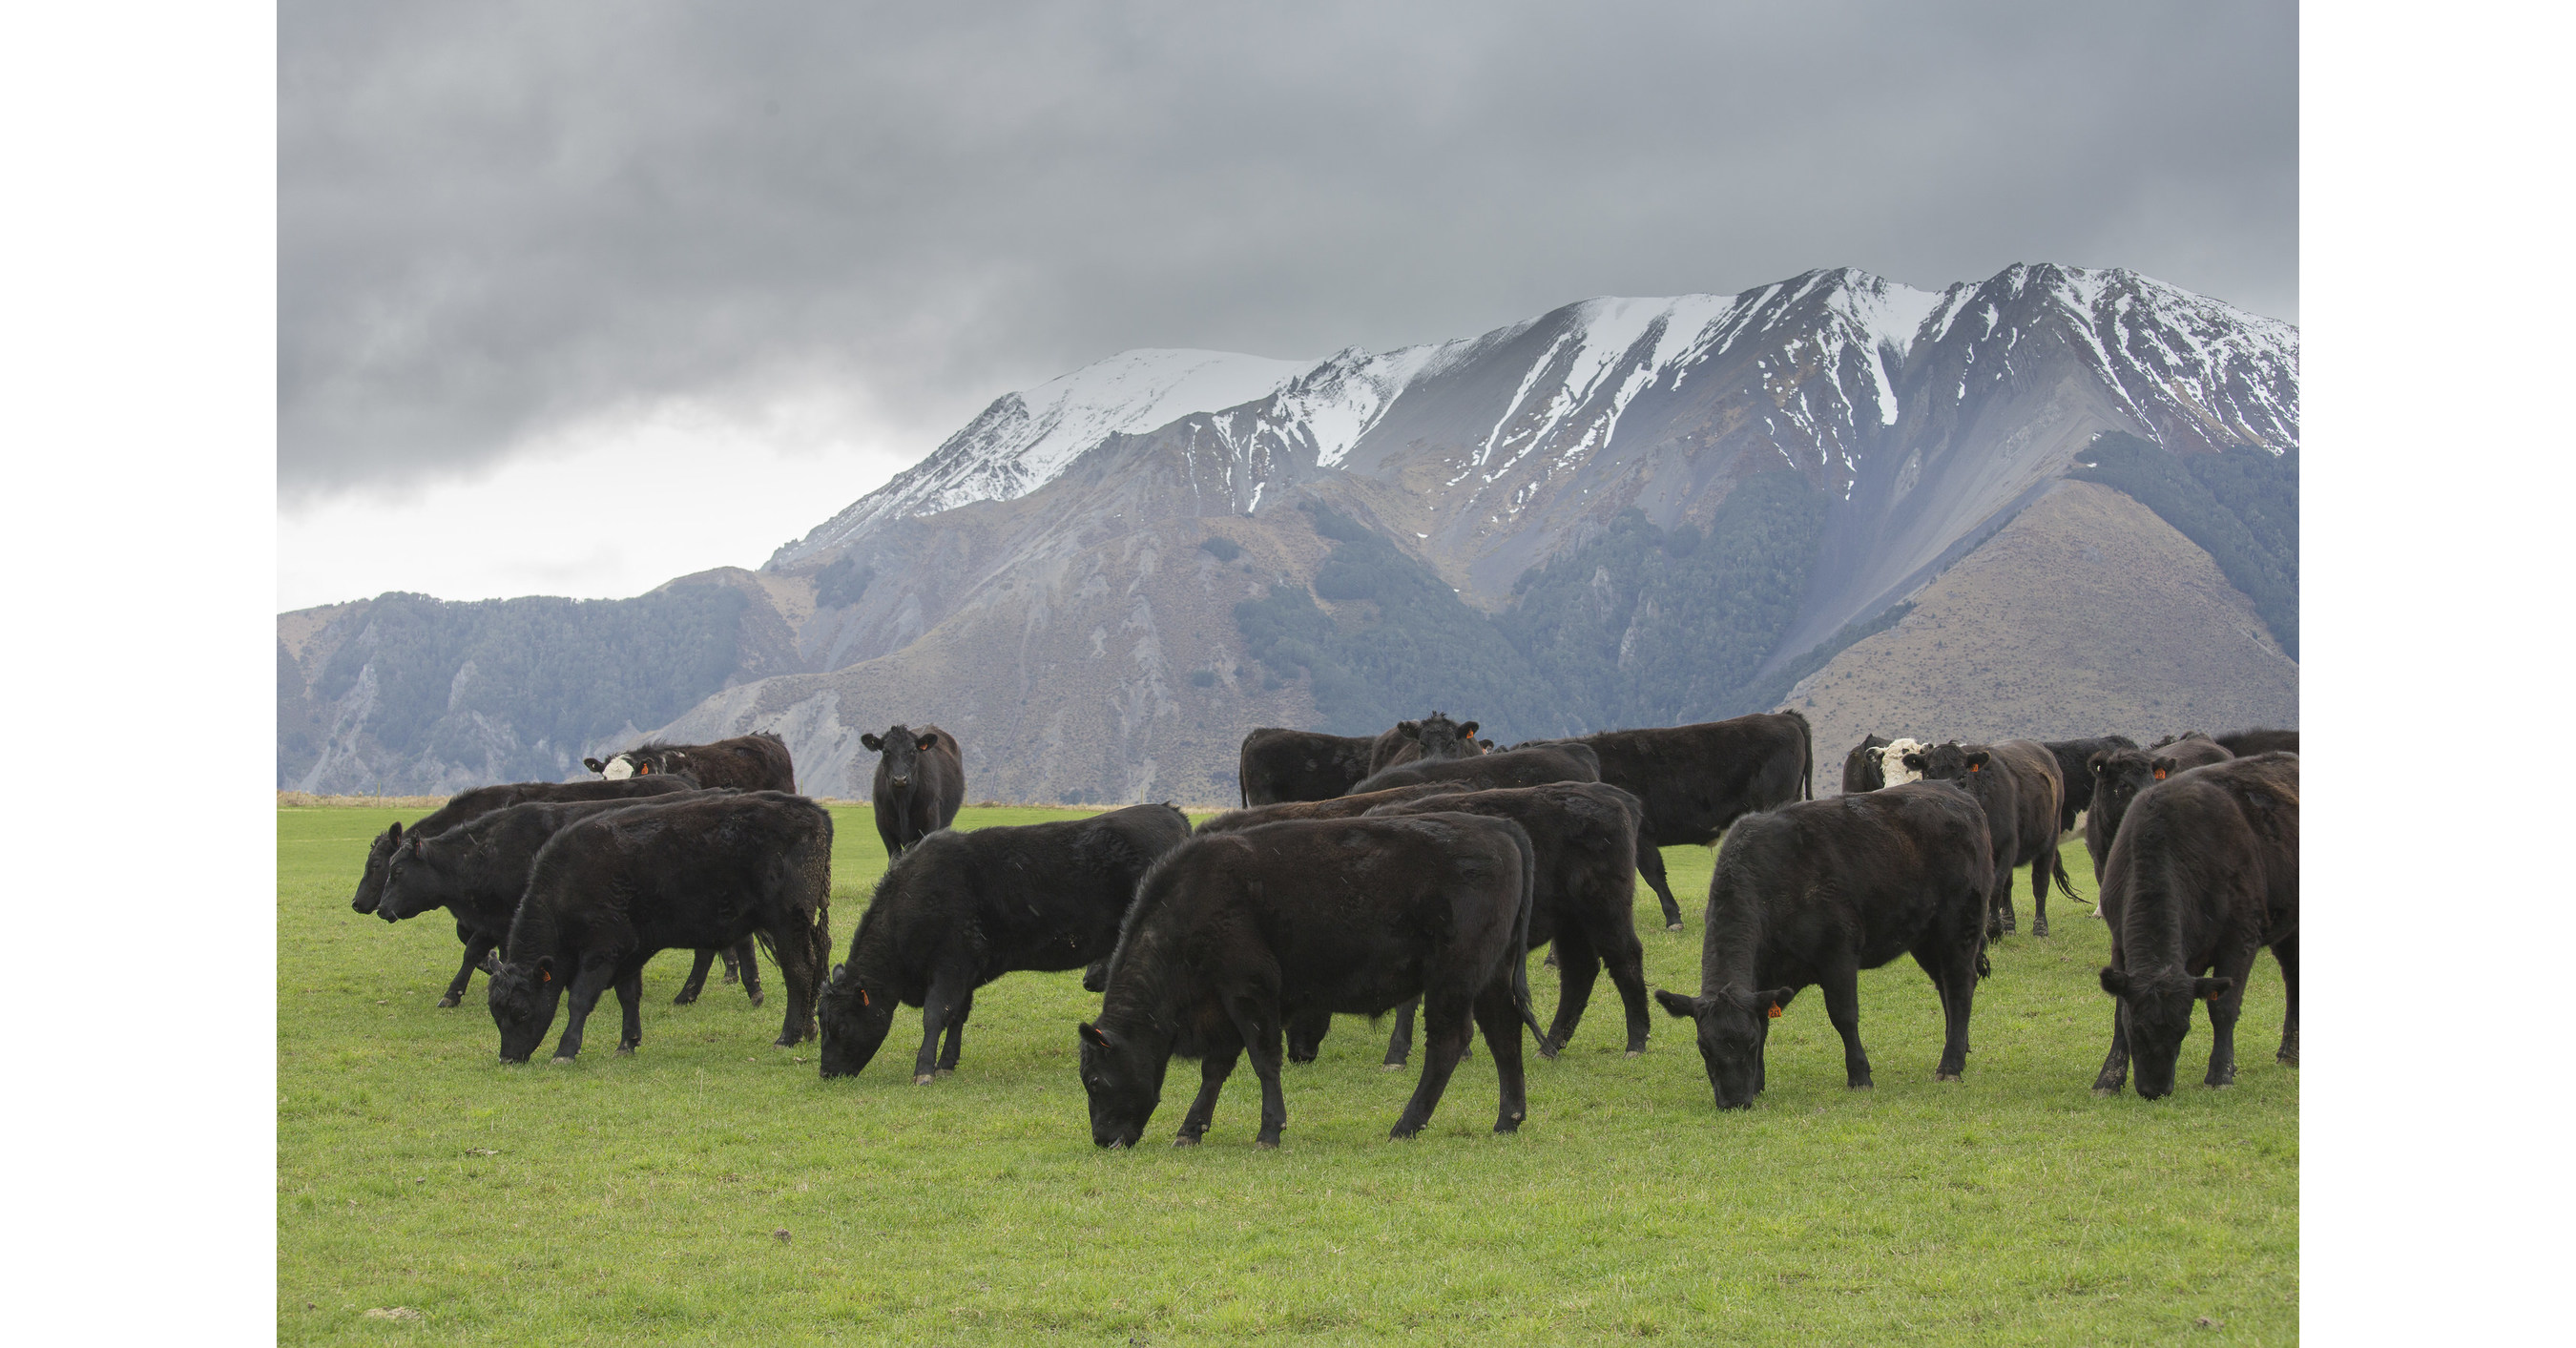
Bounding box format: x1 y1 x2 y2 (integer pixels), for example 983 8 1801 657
345 710 2297 1152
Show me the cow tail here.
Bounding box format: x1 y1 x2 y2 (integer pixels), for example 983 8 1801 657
1799 713 1815 800
1506 821 1550 1052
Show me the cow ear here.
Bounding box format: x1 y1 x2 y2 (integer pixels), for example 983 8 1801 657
2150 756 2178 780
1965 750 1990 769
535 956 555 985
2098 966 2129 998
383 821 402 843
916 733 938 752
1398 720 1421 739
1652 989 1702 1019
1078 1022 1112 1049
2088 751 2113 777
583 757 604 773
829 963 845 984
2192 976 2235 1002
1459 721 1478 737
861 734 883 752
1760 986 1797 1013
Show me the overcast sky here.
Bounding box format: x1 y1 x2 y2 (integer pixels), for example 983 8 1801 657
279 0 2297 611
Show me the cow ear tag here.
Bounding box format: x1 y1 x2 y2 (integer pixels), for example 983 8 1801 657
1767 1003 1783 1019
1968 762 1979 773
539 968 551 984
2153 768 2168 780
858 989 870 1006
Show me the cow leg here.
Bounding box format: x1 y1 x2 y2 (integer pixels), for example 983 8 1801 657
551 959 620 1063
2202 950 2259 1089
2029 852 2052 939
1635 842 1684 931
733 939 764 1007
1915 938 1977 1081
1222 994 1290 1148
1988 857 2019 940
718 944 742 984
673 949 717 1006
2093 991 2133 1095
1819 960 1872 1089
1173 1046 1241 1146
937 989 973 1074
1596 919 1652 1056
2273 933 2300 1068
441 929 497 1007
614 965 645 1054
765 920 823 1049
910 969 970 1084
1543 931 1600 1055
1471 980 1530 1133
1382 996 1419 1068
1391 993 1476 1139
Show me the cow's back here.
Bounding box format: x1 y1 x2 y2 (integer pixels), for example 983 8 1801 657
2102 753 2297 948
1237 728 1376 805
1583 713 1810 844
1347 743 1599 797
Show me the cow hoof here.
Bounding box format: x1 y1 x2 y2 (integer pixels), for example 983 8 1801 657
1172 1134 1200 1148
747 992 765 1009
1535 1043 1561 1062
549 1056 574 1066
436 994 461 1008
1381 1062 1407 1071
672 994 697 1006
2091 1086 2121 1098
616 1046 636 1056
913 1073 935 1086
1387 1127 1420 1142
936 1068 955 1077
2276 1051 2299 1067
1935 1071 1963 1083
2031 921 2050 938
1665 923 1684 933
1255 1138 1279 1151
1626 1049 1644 1059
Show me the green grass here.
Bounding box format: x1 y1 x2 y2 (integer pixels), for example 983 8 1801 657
280 805 2296 1344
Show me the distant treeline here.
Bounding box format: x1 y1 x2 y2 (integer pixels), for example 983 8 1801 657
1234 476 1829 740
2071 433 2299 657
280 585 751 779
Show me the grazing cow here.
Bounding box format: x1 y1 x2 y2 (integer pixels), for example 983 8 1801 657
1077 813 1548 1148
1365 782 1651 1063
817 804 1193 1084
1901 740 2073 938
1195 781 1508 837
486 792 833 1063
1654 781 1992 1108
1236 728 1381 806
861 724 965 857
2092 753 2299 1099
584 732 797 792
1568 713 1814 931
1366 712 1484 774
2083 738 2235 883
348 776 734 1002
2043 736 2142 834
375 790 762 1008
2214 727 2300 757
1841 734 1893 794
1873 736 1930 787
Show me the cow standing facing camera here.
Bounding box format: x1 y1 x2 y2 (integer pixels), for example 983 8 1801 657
861 724 964 857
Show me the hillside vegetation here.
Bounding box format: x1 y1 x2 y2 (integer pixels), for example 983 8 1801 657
2070 434 2299 656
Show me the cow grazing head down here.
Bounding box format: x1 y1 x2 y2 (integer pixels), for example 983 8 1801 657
1653 985 1797 1110
815 963 901 1078
2098 965 2233 1100
352 822 402 914
487 959 566 1064
1874 737 1930 786
862 726 941 791
1076 1021 1169 1149
1397 712 1480 762
374 829 443 923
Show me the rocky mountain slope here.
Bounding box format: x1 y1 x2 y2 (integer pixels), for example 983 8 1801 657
279 261 2296 800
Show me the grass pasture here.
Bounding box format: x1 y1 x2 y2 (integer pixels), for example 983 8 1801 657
280 804 2296 1344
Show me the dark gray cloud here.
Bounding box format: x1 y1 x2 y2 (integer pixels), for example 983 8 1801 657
281 0 2296 499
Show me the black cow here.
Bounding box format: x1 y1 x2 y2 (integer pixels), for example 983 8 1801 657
349 776 743 1003
2083 738 2235 884
817 804 1193 1083
1841 734 1893 794
1571 712 1814 931
487 792 833 1063
861 724 965 856
1345 741 1601 797
1078 813 1548 1148
376 790 765 1009
1194 781 1495 837
2042 736 2141 834
2092 753 2299 1099
2214 727 2300 757
584 732 796 792
1366 712 1484 774
1236 728 1380 806
1365 782 1650 1063
1653 780 1993 1109
1902 739 2072 938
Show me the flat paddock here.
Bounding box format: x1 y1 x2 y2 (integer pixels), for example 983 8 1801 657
280 804 2296 1344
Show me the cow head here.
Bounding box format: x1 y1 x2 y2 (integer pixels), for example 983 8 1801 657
587 750 659 780
815 963 901 1079
487 957 565 1064
1654 985 1796 1110
374 829 444 923
1908 742 1988 790
2098 965 2233 1099
352 822 401 914
862 726 940 794
2088 749 2174 840
1876 737 1930 786
1077 1020 1170 1149
1397 713 1480 763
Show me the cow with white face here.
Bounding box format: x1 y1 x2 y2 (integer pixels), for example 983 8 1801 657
1872 737 1931 786
582 734 797 793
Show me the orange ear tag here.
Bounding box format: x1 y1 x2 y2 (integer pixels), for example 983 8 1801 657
1968 762 1979 773
2153 769 2168 780
859 989 870 1006
1767 1003 1783 1019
